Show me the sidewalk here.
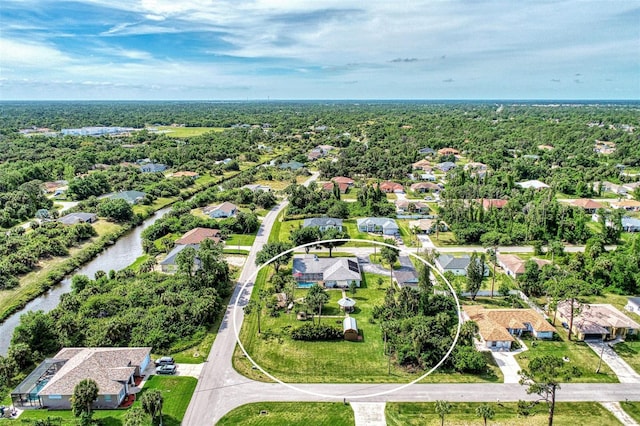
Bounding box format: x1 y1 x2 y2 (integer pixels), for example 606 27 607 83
351 402 386 426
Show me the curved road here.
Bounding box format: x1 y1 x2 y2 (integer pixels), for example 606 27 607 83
183 174 638 425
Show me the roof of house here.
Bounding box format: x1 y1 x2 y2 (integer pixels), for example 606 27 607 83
438 147 460 155
464 162 488 171
412 159 432 169
557 302 640 333
516 180 550 189
58 212 96 225
612 200 640 208
243 184 271 192
418 147 436 154
292 255 361 282
279 161 305 170
393 268 419 286
160 243 200 266
437 254 471 270
356 217 399 230
395 200 429 211
409 218 436 231
463 306 556 343
331 176 354 185
175 227 221 245
572 199 604 210
480 199 508 209
627 297 640 307
497 254 550 275
322 181 349 192
378 181 404 192
302 217 343 228
205 201 237 215
410 182 440 191
436 161 456 171
38 347 151 396
108 190 146 203
140 163 167 172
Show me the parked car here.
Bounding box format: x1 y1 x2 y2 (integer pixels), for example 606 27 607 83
154 356 175 366
155 364 177 375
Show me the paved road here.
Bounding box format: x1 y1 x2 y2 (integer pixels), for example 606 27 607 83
182 172 319 425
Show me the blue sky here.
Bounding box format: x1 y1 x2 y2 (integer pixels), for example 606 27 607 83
1 0 638 100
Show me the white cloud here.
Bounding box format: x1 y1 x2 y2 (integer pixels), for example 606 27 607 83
0 38 71 68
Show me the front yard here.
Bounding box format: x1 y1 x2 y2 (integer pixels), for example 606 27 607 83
217 402 354 426
612 340 640 374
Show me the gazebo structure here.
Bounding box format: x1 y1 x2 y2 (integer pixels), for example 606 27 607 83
337 297 356 313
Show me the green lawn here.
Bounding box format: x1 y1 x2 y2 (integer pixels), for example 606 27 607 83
621 401 640 423
7 376 196 426
217 402 355 426
429 231 457 246
612 340 640 374
226 233 257 246
386 402 622 426
234 270 502 384
515 333 618 383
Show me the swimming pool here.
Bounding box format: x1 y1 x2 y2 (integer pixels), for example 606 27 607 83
297 282 316 288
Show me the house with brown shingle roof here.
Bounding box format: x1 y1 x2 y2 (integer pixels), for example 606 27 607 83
377 181 404 193
610 199 640 212
412 159 432 171
556 302 639 341
331 176 355 186
571 198 604 213
479 199 508 210
175 227 221 245
12 347 151 409
463 306 555 351
497 254 550 279
410 182 441 193
322 181 349 194
438 147 460 156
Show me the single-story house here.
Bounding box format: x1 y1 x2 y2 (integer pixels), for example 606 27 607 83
479 199 508 210
302 217 343 231
409 218 447 234
516 180 550 190
497 254 550 279
292 255 361 288
410 182 440 193
140 163 167 173
175 227 221 245
395 200 429 214
357 217 399 235
436 161 456 172
107 190 147 205
622 217 640 232
463 306 555 351
343 317 359 341
307 150 323 161
160 244 200 273
412 159 433 171
625 297 640 315
279 161 305 171
43 180 68 194
420 173 437 181
438 147 459 156
11 347 151 409
243 184 271 192
393 268 419 288
322 181 349 194
571 198 604 213
435 255 490 277
611 200 640 212
464 162 488 176
378 181 404 193
556 301 640 341
204 202 238 218
331 176 355 187
418 147 436 155
58 212 97 225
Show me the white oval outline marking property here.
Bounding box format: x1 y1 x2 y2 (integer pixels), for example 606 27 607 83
233 238 462 399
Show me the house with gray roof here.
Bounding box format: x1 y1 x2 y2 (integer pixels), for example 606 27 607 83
435 254 490 277
302 217 343 231
139 163 167 173
436 161 456 172
357 217 399 235
58 212 97 225
107 190 147 204
279 161 305 171
12 347 151 409
204 202 238 218
292 255 361 288
160 244 201 273
622 217 640 232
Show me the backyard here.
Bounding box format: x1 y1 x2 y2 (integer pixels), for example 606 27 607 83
234 269 502 384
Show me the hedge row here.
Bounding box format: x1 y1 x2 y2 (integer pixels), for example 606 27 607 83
290 323 343 341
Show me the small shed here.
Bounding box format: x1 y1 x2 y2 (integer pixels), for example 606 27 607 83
343 317 358 341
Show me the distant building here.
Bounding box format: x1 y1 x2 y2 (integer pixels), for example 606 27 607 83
58 212 97 226
204 202 238 218
322 181 349 194
140 163 167 173
243 184 271 192
302 217 343 231
435 255 490 277
436 161 456 172
331 176 355 187
479 199 508 210
107 190 147 204
356 217 399 235
571 198 604 213
377 181 404 193
175 228 222 245
516 180 550 190
438 147 459 156
622 217 640 232
497 254 550 279
279 161 305 171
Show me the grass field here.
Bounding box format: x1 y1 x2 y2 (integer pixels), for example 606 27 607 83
5 376 196 426
612 340 640 374
386 402 622 426
217 402 355 426
515 333 618 383
226 233 257 246
234 270 502 384
153 126 225 137
429 231 457 246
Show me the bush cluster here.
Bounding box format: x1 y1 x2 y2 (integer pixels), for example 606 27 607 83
290 323 343 341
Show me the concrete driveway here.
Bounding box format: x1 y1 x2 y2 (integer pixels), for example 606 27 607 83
586 340 640 383
175 363 204 379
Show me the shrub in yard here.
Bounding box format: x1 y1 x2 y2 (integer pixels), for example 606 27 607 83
291 323 343 341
